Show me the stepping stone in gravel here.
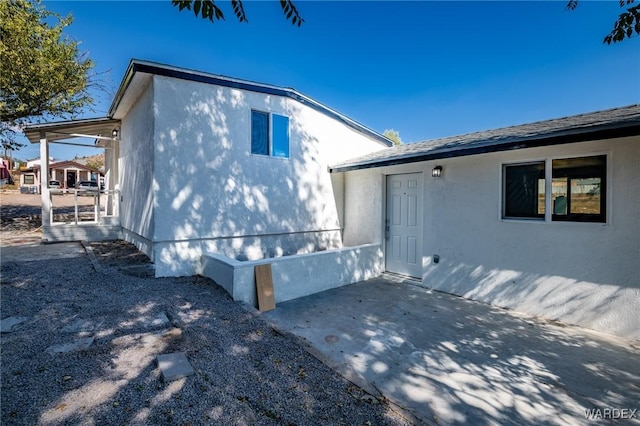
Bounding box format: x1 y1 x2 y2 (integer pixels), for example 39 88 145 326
142 312 170 329
61 319 103 334
1 316 28 333
46 336 95 355
156 352 194 382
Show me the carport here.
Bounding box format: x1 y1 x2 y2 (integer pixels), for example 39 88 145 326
23 117 122 242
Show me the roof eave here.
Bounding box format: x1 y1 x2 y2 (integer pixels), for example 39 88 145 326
329 122 640 173
109 59 393 147
108 59 138 118
23 117 121 144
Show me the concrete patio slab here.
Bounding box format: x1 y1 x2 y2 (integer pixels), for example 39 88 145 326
0 242 85 262
263 276 640 426
156 352 194 382
0 234 41 247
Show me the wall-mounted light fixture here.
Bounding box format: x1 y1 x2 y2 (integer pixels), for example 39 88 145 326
432 165 443 178
112 129 119 138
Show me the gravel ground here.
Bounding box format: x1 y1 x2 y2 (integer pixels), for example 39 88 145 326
1 238 410 425
0 192 410 425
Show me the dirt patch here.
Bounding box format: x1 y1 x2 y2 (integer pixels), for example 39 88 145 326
0 215 42 232
90 240 152 268
1 191 99 209
1 191 101 232
1 191 148 270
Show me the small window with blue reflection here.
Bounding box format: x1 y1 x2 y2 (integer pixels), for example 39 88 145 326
251 110 269 156
272 114 289 158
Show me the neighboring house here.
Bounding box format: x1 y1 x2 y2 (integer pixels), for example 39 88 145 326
19 160 102 190
22 59 639 340
0 158 13 186
330 105 640 339
26 157 55 169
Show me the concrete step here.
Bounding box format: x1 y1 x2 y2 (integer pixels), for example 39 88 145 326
43 224 122 242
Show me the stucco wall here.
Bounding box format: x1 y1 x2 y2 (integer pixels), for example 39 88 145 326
119 80 155 257
343 169 384 246
149 75 387 276
343 136 640 339
201 243 384 307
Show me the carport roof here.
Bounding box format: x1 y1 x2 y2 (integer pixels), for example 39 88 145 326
329 104 640 173
23 117 120 144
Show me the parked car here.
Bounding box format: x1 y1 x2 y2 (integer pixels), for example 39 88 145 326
49 180 62 193
76 180 99 195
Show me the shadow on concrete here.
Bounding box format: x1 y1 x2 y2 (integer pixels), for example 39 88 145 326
263 276 640 425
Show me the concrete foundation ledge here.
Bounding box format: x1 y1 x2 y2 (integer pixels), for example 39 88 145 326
202 244 384 307
43 223 122 243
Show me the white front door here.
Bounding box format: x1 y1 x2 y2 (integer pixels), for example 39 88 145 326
385 173 423 278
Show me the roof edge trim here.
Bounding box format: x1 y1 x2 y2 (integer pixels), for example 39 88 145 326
109 59 393 147
329 123 640 173
23 117 120 144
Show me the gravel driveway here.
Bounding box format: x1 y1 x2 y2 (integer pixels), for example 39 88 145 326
0 194 411 425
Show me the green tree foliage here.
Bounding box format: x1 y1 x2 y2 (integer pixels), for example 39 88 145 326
0 0 94 150
172 0 304 26
172 0 638 44
383 129 402 146
567 0 639 43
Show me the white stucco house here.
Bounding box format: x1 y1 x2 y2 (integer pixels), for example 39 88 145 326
24 59 392 284
330 105 640 340
24 59 639 339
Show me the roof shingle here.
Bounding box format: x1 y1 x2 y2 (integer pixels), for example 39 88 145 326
330 104 640 172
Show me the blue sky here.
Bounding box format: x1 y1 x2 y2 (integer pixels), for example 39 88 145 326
15 0 640 160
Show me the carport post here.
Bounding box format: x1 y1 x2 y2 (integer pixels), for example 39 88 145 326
39 132 51 226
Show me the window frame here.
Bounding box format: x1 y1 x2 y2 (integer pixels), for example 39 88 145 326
502 160 546 221
551 154 607 223
24 174 35 185
501 153 608 224
250 110 270 156
250 109 290 159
